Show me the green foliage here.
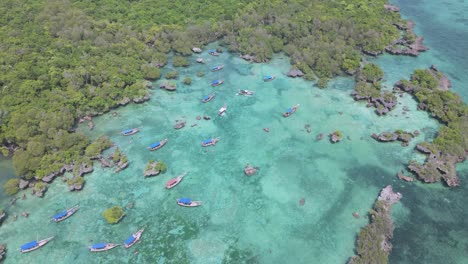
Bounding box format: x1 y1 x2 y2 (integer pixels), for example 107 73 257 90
411 69 438 90
183 77 192 85
316 78 329 89
360 63 384 82
112 147 122 163
67 176 84 186
196 71 205 77
0 147 9 157
173 56 190 67
4 179 20 196
102 206 125 224
165 70 179 79
334 131 343 138
85 136 112 158
155 161 167 173
141 64 161 80
34 181 47 191
354 81 381 99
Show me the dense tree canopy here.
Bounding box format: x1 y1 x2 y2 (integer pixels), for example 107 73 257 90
0 0 406 179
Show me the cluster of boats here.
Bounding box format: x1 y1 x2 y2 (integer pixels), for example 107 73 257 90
19 50 293 256
19 206 145 253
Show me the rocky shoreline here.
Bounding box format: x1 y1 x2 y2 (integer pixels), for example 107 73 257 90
0 244 6 262
371 130 418 147
348 185 402 264
144 160 167 177
393 66 466 187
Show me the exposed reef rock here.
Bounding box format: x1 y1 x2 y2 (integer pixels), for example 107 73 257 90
386 20 429 56
244 164 259 176
287 69 304 78
192 47 202 53
384 4 400 12
329 131 343 143
144 160 167 177
348 185 402 264
371 130 416 146
0 244 6 261
160 82 176 91
240 54 255 62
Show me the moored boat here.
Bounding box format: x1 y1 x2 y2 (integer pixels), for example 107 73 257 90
148 139 168 151
166 172 187 189
211 79 224 86
177 198 202 207
121 128 139 136
89 243 120 252
202 93 215 103
208 50 219 56
237 90 254 96
52 205 79 222
283 104 299 117
211 65 224 72
20 237 54 253
263 75 276 82
124 228 145 249
201 138 219 147
218 104 227 116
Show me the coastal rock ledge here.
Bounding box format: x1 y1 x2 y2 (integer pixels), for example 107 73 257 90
348 185 402 264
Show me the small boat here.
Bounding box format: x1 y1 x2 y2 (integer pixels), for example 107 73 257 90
52 205 79 222
121 128 139 136
89 243 120 252
177 198 202 207
218 104 227 116
20 237 54 253
211 65 224 72
196 58 205 64
148 139 168 151
202 93 215 103
201 138 219 147
211 79 224 87
208 50 219 56
124 228 145 249
166 172 187 189
263 75 276 82
237 90 254 96
283 104 299 117
174 120 186 129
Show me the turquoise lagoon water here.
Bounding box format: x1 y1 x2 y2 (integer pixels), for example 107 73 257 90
1 1 468 263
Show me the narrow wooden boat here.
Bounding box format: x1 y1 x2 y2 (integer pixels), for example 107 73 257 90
237 90 254 96
148 139 168 151
283 104 299 117
174 120 186 130
89 243 120 252
124 228 145 249
121 128 139 136
52 205 79 222
202 93 215 103
177 198 202 207
208 50 219 56
218 104 227 116
211 79 224 86
201 138 219 147
211 65 224 72
263 75 276 82
20 237 54 253
166 172 187 189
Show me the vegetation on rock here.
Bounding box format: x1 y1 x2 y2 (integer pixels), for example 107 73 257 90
3 179 20 196
102 206 125 224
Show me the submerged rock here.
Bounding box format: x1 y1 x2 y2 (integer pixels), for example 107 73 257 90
174 120 186 129
244 164 258 176
0 244 6 261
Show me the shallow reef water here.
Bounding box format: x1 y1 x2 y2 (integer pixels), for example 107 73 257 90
1 0 468 263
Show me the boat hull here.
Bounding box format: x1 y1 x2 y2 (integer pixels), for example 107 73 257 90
211 80 224 86
166 176 184 189
202 95 215 103
20 237 54 253
124 229 144 249
177 201 202 207
89 244 119 252
264 76 276 82
53 206 79 222
148 139 168 151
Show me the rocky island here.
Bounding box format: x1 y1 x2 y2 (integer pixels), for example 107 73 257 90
393 66 467 186
348 185 402 264
144 160 167 177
